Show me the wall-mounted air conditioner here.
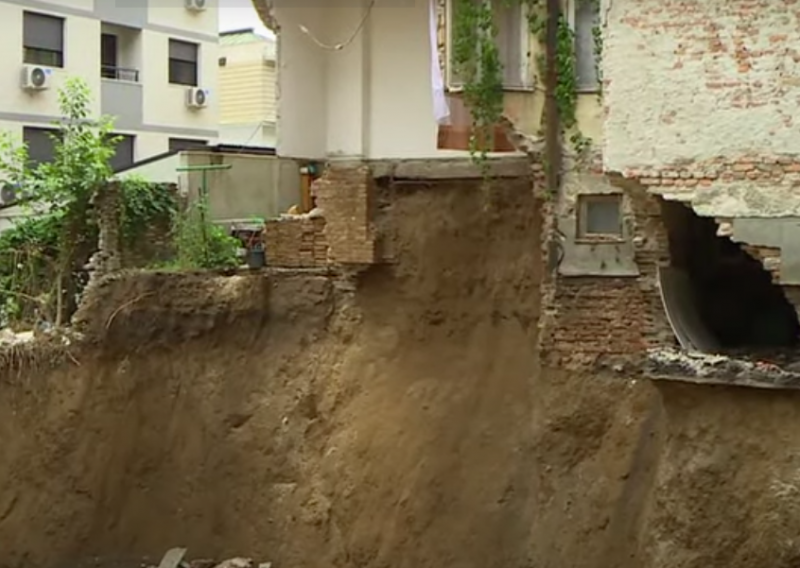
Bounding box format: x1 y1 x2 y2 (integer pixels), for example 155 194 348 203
185 0 207 12
0 183 19 206
186 87 209 109
20 65 52 91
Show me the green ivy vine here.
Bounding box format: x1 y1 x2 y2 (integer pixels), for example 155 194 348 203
450 0 603 160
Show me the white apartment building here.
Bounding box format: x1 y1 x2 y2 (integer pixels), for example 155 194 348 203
0 0 219 171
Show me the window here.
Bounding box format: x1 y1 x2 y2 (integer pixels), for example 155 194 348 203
109 134 135 171
572 0 601 92
168 138 208 152
23 12 64 68
169 39 199 86
446 0 530 90
577 194 623 238
101 33 118 79
22 127 59 166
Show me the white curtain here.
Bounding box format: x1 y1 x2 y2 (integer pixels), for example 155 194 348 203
429 0 451 125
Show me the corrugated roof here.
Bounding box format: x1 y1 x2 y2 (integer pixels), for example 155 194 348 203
220 28 277 59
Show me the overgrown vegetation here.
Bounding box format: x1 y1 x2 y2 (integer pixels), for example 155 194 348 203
171 193 240 270
450 0 602 159
0 78 240 330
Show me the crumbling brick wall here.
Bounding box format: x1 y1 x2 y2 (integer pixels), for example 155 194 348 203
539 166 672 369
313 164 377 265
741 244 781 282
604 0 800 177
264 217 328 268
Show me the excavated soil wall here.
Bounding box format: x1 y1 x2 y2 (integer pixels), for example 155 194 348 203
0 178 797 568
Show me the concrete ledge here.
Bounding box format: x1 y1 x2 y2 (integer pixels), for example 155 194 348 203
365 156 534 180
645 347 800 390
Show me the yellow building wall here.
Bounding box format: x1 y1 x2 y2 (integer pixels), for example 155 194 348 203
219 41 277 126
439 0 602 144
219 61 276 125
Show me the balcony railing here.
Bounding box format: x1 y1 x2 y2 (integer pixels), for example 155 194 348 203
101 65 139 82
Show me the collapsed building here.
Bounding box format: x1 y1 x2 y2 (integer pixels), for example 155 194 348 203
260 0 800 388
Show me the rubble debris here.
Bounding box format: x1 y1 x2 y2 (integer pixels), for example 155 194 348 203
0 327 79 347
156 548 187 568
212 559 254 568
0 329 34 345
646 347 800 390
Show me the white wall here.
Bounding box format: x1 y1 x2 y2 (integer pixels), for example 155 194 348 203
219 123 276 147
0 3 101 118
140 31 219 133
147 1 219 36
0 1 217 168
275 6 328 159
276 1 478 160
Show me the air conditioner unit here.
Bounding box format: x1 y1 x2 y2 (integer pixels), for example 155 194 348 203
0 183 19 206
185 87 209 109
20 65 52 91
185 0 207 11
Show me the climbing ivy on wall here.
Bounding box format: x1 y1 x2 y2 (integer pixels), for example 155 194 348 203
450 0 603 158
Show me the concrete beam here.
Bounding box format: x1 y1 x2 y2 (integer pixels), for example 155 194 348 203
365 156 534 180
645 348 800 391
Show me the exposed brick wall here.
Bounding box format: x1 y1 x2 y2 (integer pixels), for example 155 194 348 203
313 165 377 265
604 0 800 174
741 244 781 282
264 216 328 268
629 156 800 188
540 277 651 367
540 174 673 369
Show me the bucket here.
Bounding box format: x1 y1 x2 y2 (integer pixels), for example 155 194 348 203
247 247 265 269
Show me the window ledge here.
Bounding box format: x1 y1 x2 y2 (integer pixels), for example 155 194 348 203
575 236 626 245
446 85 536 94
101 78 142 86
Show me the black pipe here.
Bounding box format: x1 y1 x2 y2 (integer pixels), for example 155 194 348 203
544 0 562 195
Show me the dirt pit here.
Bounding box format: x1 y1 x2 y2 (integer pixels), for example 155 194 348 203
3 178 800 568
0 179 551 568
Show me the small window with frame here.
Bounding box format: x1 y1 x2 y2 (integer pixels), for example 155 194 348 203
23 11 64 68
577 194 623 240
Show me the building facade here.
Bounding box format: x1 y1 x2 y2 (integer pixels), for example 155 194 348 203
218 28 276 148
0 0 219 171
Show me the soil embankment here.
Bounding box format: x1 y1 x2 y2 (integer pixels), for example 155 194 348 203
2 178 796 568
0 180 548 568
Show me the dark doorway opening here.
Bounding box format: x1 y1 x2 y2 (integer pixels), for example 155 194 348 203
662 201 799 352
101 33 118 79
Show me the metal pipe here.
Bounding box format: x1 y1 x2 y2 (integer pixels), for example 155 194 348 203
544 0 562 196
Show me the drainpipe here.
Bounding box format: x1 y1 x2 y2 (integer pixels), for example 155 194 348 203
544 0 562 195
543 0 565 275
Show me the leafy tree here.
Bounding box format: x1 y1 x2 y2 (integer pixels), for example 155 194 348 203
0 77 118 326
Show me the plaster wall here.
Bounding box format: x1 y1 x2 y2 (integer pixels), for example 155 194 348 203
603 0 800 172
183 152 300 221
558 167 639 277
0 3 101 118
140 30 219 134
